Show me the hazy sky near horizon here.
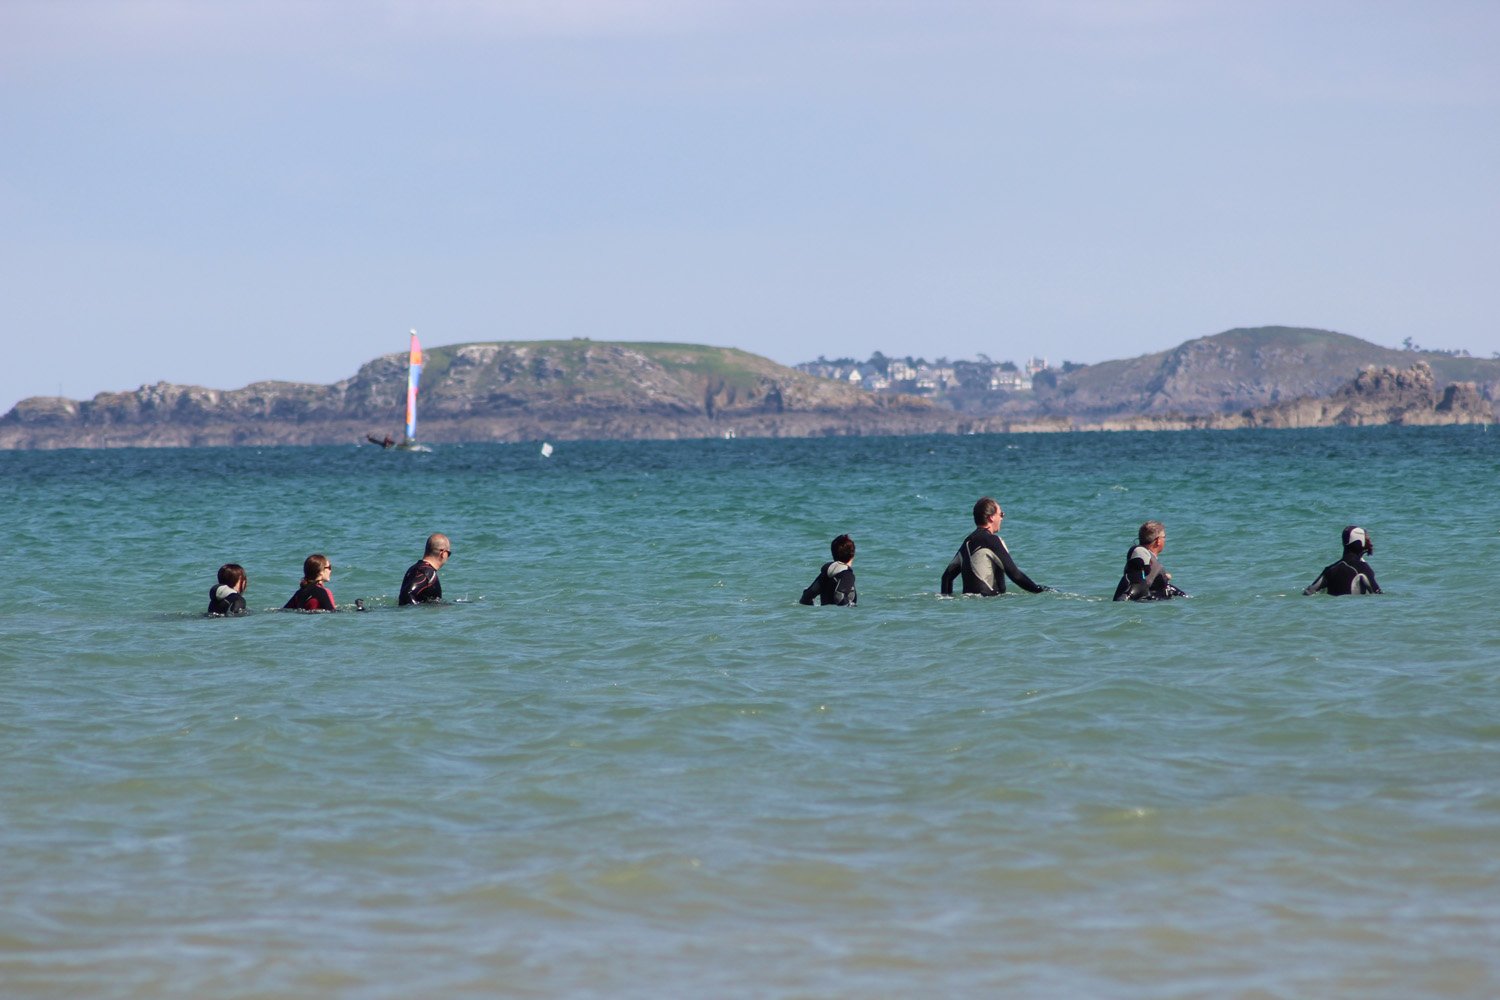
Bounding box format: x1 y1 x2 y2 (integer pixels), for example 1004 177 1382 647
3 0 1498 412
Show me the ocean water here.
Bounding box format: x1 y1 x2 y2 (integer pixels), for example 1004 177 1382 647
2 426 1498 999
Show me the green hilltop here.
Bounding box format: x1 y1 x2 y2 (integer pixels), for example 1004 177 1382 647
341 340 875 420
415 341 796 398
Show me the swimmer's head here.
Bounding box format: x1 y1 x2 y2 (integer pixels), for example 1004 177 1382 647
1342 525 1373 556
1138 521 1165 549
831 534 855 564
301 553 330 586
973 497 1001 527
217 563 247 592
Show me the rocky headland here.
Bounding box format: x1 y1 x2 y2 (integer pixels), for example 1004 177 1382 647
2 328 1495 449
0 341 953 449
1066 361 1492 432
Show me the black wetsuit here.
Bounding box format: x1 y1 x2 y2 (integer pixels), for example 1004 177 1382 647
207 584 247 616
799 561 857 606
1304 548 1381 596
940 528 1044 595
283 583 336 611
399 561 442 605
1113 545 1184 601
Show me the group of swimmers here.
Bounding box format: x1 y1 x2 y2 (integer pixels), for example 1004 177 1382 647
799 496 1381 606
206 533 453 616
209 505 1379 616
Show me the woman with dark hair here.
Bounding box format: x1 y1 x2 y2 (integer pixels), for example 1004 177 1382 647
284 554 337 611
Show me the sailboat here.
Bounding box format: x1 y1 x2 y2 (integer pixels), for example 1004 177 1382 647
367 330 432 452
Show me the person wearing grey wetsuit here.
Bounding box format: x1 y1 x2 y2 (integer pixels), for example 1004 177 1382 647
207 563 249 616
800 533 857 607
1113 520 1186 601
940 497 1046 596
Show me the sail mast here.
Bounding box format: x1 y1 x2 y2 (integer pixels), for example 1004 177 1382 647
405 330 423 443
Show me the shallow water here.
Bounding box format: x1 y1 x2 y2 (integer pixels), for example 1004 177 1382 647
2 427 1498 998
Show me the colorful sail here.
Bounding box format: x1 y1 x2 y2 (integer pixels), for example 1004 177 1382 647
404 330 423 442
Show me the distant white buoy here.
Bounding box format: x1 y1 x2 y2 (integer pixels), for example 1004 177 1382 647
540 442 554 458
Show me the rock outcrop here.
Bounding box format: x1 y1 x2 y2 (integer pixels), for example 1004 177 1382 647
1234 362 1490 429
1069 362 1492 431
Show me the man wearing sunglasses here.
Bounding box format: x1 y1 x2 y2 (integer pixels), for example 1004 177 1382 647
940 497 1048 597
399 533 452 606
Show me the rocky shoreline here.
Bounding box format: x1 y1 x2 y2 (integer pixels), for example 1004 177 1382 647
2 334 1493 450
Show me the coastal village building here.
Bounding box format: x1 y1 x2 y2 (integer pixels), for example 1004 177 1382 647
990 370 1032 391
887 360 917 382
796 355 1036 395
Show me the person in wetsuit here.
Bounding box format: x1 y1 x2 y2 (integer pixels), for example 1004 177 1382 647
940 497 1048 596
399 533 451 605
207 563 249 616
284 553 337 611
1304 525 1382 596
1113 520 1187 601
799 534 857 606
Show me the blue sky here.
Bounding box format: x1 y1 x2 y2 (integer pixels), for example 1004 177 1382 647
3 0 1497 412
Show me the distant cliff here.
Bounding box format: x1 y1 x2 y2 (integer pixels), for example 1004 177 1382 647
3 330 1495 449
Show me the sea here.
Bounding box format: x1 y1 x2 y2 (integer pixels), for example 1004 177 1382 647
2 426 1498 999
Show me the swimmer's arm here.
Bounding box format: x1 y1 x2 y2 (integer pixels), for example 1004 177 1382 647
998 544 1044 594
939 553 961 595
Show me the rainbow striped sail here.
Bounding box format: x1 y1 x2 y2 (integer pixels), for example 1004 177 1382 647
404 330 423 443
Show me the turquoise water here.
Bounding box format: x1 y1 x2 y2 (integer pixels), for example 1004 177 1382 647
2 427 1499 998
